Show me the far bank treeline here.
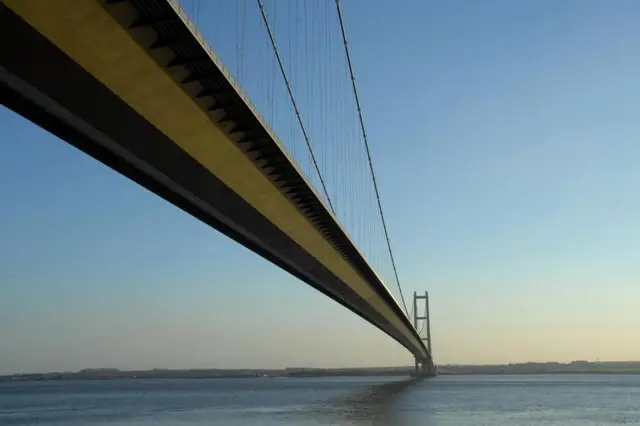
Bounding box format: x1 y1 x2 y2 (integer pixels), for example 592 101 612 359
3 361 640 382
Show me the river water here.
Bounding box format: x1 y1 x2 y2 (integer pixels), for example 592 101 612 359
1 375 639 425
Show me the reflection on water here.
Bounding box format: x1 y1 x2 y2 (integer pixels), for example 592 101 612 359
327 377 429 426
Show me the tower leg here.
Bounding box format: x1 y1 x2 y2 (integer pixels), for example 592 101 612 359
412 290 436 377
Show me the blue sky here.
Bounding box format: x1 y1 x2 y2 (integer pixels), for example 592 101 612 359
2 0 640 374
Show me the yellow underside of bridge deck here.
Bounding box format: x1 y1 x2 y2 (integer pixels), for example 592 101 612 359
5 0 425 357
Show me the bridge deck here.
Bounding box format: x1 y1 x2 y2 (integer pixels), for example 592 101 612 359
0 0 428 360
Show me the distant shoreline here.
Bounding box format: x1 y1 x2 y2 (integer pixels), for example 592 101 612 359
3 362 639 383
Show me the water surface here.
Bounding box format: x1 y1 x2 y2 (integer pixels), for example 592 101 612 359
1 374 639 425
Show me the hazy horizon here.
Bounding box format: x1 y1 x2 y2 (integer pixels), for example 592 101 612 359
2 0 640 375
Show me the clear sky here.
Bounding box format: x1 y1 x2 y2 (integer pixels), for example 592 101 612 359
2 0 640 375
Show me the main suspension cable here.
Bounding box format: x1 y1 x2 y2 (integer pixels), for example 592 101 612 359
256 0 336 215
334 0 409 316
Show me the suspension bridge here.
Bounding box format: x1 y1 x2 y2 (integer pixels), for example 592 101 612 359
0 0 435 375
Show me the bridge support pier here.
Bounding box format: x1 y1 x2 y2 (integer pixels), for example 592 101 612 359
413 357 436 377
412 291 437 377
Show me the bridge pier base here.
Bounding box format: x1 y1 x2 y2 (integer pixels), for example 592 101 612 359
412 356 437 377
